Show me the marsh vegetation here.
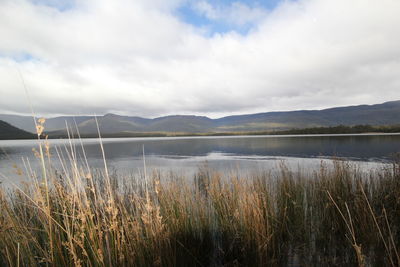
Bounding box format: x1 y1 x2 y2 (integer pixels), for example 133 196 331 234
0 133 399 266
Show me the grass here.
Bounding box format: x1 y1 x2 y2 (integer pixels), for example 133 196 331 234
0 125 399 266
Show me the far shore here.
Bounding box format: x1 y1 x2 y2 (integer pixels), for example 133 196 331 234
2 125 400 140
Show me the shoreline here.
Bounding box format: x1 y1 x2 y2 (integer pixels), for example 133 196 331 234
1 131 400 141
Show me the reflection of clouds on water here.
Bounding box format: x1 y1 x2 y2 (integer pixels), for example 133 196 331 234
1 134 400 161
0 135 398 186
0 151 7 160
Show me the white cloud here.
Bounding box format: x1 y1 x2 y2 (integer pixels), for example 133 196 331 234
0 0 399 118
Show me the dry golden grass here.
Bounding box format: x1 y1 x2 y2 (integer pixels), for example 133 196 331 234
0 123 399 266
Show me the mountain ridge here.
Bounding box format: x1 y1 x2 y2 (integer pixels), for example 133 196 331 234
0 100 399 135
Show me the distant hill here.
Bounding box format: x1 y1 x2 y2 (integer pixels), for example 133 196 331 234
1 100 400 136
0 120 36 140
0 114 92 133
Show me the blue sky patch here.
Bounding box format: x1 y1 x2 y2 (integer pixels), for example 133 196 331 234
177 5 250 35
214 0 283 10
176 0 284 35
0 52 38 63
31 0 75 12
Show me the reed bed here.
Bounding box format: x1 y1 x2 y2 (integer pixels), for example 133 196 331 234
0 134 399 266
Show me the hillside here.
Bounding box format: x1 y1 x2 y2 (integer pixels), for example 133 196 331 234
1 100 400 136
0 120 36 140
0 114 92 133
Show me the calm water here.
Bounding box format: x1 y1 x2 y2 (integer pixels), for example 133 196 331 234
1 134 399 185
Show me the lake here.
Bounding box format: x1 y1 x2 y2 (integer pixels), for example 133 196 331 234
1 134 400 185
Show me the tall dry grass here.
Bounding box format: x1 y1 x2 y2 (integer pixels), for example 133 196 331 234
0 122 399 266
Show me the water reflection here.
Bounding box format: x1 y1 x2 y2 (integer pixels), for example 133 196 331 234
0 134 399 185
80 134 400 161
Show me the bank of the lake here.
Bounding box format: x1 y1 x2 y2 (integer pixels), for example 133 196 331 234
42 124 400 139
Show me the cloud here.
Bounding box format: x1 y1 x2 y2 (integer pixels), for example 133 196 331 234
0 0 399 118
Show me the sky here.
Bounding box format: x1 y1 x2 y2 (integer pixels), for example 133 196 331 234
0 0 399 118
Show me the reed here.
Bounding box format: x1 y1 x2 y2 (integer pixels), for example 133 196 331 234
0 131 399 266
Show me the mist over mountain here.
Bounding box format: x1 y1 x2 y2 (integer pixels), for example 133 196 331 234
1 101 399 136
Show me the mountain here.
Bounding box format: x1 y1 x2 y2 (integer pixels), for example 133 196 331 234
214 100 400 131
0 114 93 133
1 100 400 136
50 114 216 135
0 120 36 140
